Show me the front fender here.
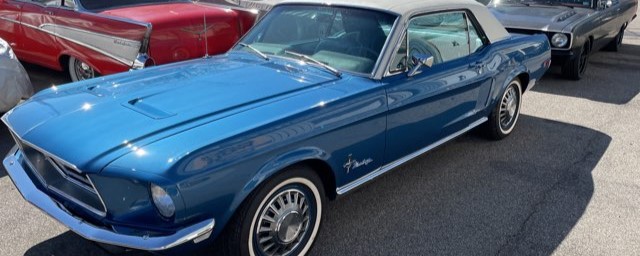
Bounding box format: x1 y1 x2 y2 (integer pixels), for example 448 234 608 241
239 146 331 202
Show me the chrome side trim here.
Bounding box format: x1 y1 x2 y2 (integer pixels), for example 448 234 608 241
0 15 142 66
0 16 19 24
39 23 141 66
336 117 488 195
3 147 215 251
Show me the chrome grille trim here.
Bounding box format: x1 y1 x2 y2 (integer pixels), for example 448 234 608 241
3 127 108 217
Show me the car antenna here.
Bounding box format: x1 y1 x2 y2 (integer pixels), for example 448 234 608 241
203 11 210 59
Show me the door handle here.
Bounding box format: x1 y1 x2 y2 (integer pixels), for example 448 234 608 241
46 11 54 15
470 61 485 74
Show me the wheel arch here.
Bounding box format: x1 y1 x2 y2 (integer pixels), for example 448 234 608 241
212 148 337 239
58 52 105 75
517 72 530 93
241 147 337 202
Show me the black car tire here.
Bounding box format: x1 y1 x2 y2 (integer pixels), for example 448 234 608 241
484 78 522 140
562 42 590 80
216 166 325 256
605 27 624 52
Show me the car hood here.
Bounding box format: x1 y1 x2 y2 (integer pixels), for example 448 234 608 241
3 53 337 173
489 5 593 32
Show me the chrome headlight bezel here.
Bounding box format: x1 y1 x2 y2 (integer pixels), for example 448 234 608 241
150 183 176 218
551 33 569 48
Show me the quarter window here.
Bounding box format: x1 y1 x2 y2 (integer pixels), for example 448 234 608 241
63 0 76 8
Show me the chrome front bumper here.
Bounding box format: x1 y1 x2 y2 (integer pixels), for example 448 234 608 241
2 146 215 251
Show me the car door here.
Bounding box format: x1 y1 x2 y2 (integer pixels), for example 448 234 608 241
382 11 493 162
0 0 24 48
17 0 61 68
592 0 621 48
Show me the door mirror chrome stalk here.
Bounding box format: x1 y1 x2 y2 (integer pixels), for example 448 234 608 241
408 53 435 77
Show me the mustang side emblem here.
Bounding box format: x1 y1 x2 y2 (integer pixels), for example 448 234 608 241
343 154 373 174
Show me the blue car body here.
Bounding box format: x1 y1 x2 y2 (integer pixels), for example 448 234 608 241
2 0 551 252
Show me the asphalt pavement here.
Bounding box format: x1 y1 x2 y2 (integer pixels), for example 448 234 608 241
1 12 639 256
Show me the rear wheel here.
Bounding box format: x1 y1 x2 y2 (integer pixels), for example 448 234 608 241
484 78 522 140
217 166 324 256
562 42 590 80
68 56 98 81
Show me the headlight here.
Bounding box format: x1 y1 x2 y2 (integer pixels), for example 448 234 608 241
150 183 176 218
0 39 16 59
551 33 569 48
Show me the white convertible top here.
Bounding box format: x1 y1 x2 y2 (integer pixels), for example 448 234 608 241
277 0 510 44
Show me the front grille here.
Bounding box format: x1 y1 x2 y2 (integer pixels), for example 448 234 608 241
12 133 107 216
506 28 572 50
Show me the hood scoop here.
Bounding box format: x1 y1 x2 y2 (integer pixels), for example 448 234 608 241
123 98 176 119
555 10 577 22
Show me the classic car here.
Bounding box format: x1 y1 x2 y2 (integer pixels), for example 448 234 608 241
0 0 258 81
1 0 551 254
0 37 33 113
488 0 638 80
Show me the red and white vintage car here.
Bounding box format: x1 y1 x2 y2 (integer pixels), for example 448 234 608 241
0 0 257 81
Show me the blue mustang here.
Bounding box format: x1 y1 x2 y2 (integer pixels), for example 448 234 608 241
2 0 550 254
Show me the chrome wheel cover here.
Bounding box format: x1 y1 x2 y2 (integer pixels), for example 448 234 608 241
255 189 310 255
248 177 322 256
73 58 95 81
499 83 521 134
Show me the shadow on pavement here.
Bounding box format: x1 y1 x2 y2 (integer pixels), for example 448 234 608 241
24 232 151 256
0 125 11 178
534 43 640 105
311 115 611 255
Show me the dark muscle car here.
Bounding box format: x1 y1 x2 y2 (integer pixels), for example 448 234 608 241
2 0 550 254
489 0 638 80
0 0 257 81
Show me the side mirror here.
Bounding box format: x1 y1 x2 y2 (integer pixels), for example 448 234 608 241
408 53 435 77
600 0 613 8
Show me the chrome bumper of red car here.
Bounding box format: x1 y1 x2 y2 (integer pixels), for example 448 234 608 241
2 146 215 251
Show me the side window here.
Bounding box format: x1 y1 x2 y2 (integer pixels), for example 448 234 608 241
389 35 408 73
389 11 488 74
468 16 486 54
408 12 469 67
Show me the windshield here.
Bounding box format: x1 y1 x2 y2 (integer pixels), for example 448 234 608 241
496 0 593 8
79 0 185 11
233 5 397 74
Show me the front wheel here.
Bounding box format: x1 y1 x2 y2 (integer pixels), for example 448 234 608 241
484 78 522 140
217 166 325 256
562 42 590 80
605 27 624 52
68 56 98 81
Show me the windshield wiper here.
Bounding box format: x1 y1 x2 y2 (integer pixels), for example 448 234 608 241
238 43 269 60
284 50 341 78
